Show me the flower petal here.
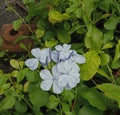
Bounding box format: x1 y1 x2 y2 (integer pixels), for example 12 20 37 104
55 45 63 51
39 48 51 65
53 81 63 94
40 80 52 91
57 61 71 74
40 69 52 80
63 44 71 50
58 75 68 87
68 75 77 88
73 54 86 64
51 50 59 63
52 65 61 79
31 48 41 58
25 58 38 70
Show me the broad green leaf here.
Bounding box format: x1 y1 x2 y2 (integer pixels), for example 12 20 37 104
62 90 75 104
25 69 39 82
82 0 97 17
19 61 24 69
0 76 6 86
29 88 49 107
61 102 70 113
98 0 114 12
0 96 15 111
47 95 59 109
15 101 27 113
43 31 55 41
103 31 114 44
85 24 102 51
80 89 107 111
13 19 22 30
48 10 70 24
104 16 120 30
24 81 30 93
100 53 109 65
10 59 20 70
45 39 58 48
64 21 71 31
111 40 120 69
102 42 113 49
80 50 101 80
11 70 18 77
97 68 110 80
17 70 26 83
96 83 120 108
79 105 103 115
35 29 45 39
57 29 71 43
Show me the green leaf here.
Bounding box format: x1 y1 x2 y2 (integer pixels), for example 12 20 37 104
45 39 58 48
13 19 22 30
100 53 109 65
97 68 110 80
43 31 56 41
20 43 28 51
96 83 120 108
10 59 20 70
48 10 70 24
47 95 59 109
25 69 39 82
80 50 101 81
82 0 97 17
57 29 71 43
0 96 15 111
98 0 113 12
17 70 25 83
35 29 45 39
104 16 120 30
80 89 107 111
111 40 120 69
61 102 70 113
79 105 103 115
15 101 27 113
62 90 75 104
29 88 49 107
85 24 102 51
103 31 114 44
102 42 114 49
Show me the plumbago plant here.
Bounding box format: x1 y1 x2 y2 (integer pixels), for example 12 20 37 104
1 0 120 114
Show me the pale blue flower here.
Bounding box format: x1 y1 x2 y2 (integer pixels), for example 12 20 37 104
56 60 80 88
25 48 51 70
55 44 73 60
40 67 63 94
69 51 86 64
25 58 39 70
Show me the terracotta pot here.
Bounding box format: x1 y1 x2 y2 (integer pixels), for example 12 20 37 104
0 24 35 52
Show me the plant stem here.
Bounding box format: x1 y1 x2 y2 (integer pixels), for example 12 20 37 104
57 95 63 115
107 64 116 84
23 96 35 112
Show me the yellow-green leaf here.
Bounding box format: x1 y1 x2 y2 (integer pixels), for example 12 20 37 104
80 50 101 80
10 59 20 70
97 83 120 108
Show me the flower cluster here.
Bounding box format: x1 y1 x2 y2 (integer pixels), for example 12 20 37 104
25 44 86 94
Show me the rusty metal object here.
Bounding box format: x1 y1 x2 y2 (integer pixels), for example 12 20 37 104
0 24 35 52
